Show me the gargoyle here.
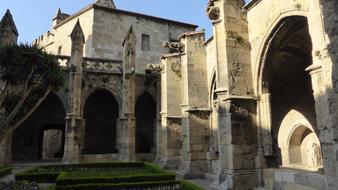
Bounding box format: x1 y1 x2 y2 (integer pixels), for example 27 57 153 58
162 41 185 53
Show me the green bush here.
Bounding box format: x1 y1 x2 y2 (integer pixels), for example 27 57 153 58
181 181 205 190
39 162 144 172
48 185 56 190
15 162 172 184
56 172 176 186
0 166 12 177
15 168 59 183
56 180 180 190
15 162 145 183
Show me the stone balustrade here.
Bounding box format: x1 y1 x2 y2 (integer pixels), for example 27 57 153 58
56 55 70 68
55 55 123 74
83 57 123 74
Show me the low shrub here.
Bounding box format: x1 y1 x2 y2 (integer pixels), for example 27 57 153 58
144 162 174 175
48 185 56 190
56 180 180 190
0 167 12 178
0 181 39 190
181 181 205 190
39 162 144 172
15 168 59 183
15 162 145 183
56 172 176 186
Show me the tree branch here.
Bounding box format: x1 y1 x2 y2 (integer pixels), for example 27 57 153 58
0 69 34 129
0 86 52 139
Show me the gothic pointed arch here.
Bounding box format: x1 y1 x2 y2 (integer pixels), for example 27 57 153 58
83 89 119 154
12 92 66 161
257 16 318 169
135 92 156 154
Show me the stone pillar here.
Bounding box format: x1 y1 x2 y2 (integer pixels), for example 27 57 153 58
120 26 137 161
307 0 338 178
159 54 184 169
63 20 85 164
0 9 18 45
177 31 210 178
207 0 258 189
259 93 272 156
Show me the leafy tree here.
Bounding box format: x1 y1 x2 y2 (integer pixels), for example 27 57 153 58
0 44 64 140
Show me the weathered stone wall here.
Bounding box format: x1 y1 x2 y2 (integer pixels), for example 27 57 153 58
42 129 63 160
92 7 196 74
41 9 95 57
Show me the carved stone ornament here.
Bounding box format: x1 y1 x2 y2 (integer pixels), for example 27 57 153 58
146 64 162 74
206 0 220 21
162 41 185 53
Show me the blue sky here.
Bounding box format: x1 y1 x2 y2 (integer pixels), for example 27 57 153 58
0 0 251 43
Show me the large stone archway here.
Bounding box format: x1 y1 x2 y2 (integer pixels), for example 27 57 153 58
83 89 119 154
257 16 318 168
11 93 66 161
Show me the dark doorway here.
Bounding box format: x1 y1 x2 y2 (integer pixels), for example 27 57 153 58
83 90 119 154
12 93 66 161
135 92 156 153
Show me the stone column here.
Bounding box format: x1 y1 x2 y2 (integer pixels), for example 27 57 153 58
307 0 338 178
155 77 162 163
63 20 85 164
177 31 210 178
120 26 137 161
207 0 258 189
157 55 183 169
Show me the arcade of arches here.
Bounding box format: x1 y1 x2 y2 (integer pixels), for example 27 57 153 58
10 90 158 162
2 0 338 189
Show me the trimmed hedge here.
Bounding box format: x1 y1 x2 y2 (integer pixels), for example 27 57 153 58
0 166 12 178
15 162 146 183
15 162 172 184
181 181 205 190
38 162 145 172
56 172 176 186
48 185 56 190
15 168 60 183
56 180 180 190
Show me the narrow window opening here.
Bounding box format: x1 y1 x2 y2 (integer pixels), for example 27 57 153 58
141 34 150 51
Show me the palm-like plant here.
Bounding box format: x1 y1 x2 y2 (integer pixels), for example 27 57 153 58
0 44 64 140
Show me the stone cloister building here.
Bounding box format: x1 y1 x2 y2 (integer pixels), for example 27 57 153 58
1 0 338 189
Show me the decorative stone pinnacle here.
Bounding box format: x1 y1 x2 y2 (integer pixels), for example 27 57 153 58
70 19 85 43
122 26 136 47
0 9 18 35
95 0 116 9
